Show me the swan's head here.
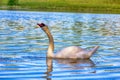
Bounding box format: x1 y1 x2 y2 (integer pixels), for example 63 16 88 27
37 23 46 27
37 23 49 31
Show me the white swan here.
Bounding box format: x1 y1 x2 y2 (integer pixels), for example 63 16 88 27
37 23 99 59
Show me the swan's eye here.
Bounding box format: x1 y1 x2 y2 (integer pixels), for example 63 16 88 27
37 23 46 27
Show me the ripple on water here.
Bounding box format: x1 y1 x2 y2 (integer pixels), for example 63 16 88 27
0 10 120 80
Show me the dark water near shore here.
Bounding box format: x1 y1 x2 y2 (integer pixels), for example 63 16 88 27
0 10 120 80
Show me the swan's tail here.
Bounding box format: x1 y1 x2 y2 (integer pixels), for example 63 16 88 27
89 46 99 57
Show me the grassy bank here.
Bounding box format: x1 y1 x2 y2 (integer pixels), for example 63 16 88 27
0 0 120 14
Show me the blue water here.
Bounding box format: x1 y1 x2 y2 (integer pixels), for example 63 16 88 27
0 10 120 80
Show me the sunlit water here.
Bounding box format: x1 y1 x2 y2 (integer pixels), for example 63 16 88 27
0 10 120 80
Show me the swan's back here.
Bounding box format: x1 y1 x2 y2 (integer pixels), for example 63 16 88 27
55 46 87 59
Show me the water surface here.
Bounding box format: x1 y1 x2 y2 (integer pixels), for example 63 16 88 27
0 10 120 80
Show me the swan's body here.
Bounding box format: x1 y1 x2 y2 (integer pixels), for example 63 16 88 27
55 46 91 59
37 23 99 59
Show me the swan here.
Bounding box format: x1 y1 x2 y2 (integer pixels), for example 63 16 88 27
37 23 99 59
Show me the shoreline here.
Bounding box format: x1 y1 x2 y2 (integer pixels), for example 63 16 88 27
0 0 120 14
0 6 120 14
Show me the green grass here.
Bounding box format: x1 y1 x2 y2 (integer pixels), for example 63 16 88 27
0 0 120 14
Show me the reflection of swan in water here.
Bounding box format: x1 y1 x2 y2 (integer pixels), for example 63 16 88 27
55 59 95 69
46 58 53 80
46 58 95 80
37 23 99 59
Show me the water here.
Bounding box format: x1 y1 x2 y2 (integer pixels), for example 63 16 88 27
0 10 120 80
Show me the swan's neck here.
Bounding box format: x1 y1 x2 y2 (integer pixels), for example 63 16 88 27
44 28 54 58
